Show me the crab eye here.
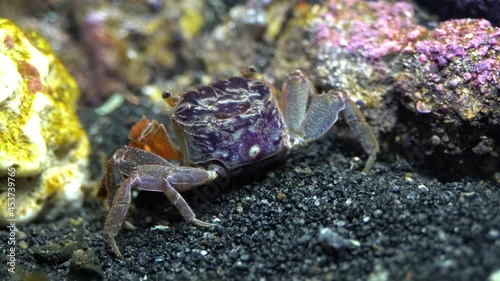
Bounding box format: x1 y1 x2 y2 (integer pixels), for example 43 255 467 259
249 145 261 158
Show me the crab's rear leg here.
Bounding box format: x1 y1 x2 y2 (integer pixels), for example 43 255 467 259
277 70 379 172
277 70 346 145
342 97 379 172
277 70 311 134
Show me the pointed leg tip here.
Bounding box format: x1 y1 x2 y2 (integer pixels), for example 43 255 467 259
107 236 123 258
123 220 137 230
362 155 377 173
192 219 217 228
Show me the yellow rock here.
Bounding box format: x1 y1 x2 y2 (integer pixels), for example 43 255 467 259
0 18 90 225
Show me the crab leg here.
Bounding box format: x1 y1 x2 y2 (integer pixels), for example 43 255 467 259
278 70 379 171
162 172 216 228
278 70 345 144
105 174 135 257
132 164 217 228
341 97 379 172
298 90 345 142
278 70 312 132
103 147 218 257
101 145 173 207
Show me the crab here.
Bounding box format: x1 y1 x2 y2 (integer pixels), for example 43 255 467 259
102 70 379 257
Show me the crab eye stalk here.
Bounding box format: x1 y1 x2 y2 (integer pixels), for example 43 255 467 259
162 91 172 99
163 91 179 107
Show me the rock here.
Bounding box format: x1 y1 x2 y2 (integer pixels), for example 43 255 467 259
318 227 360 252
394 18 500 176
69 249 104 281
33 241 81 264
273 0 500 178
0 18 90 225
489 269 500 281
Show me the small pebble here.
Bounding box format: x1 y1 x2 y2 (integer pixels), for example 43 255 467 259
236 203 243 213
17 231 27 240
417 184 429 193
294 166 313 174
406 192 417 200
276 193 286 201
487 229 499 239
405 173 414 182
488 269 500 281
70 249 104 280
318 227 359 251
34 241 81 264
151 225 169 231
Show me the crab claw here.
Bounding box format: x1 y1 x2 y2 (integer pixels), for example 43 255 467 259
128 116 182 160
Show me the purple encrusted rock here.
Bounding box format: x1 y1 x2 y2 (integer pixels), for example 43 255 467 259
396 18 499 174
415 19 500 105
291 0 500 177
314 0 427 60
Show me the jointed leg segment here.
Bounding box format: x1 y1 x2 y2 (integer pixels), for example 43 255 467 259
278 70 379 171
102 146 218 257
341 97 379 172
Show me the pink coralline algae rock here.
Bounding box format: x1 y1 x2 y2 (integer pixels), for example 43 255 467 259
414 19 500 120
304 0 499 176
314 0 427 60
419 19 500 77
306 0 429 135
311 1 499 123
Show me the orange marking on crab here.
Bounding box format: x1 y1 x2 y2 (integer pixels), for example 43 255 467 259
128 116 182 160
